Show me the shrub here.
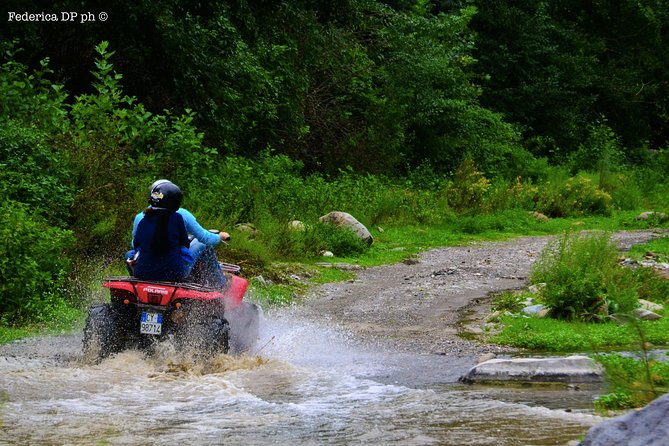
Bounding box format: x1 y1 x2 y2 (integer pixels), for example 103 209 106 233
485 177 540 212
531 232 637 321
446 159 491 213
491 290 526 313
0 203 75 324
0 120 74 226
537 174 613 217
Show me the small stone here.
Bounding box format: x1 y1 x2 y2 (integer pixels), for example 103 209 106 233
634 308 662 321
528 211 549 222
288 220 306 231
522 304 545 315
528 283 546 294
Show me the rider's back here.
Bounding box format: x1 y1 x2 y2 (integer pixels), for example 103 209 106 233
134 209 189 282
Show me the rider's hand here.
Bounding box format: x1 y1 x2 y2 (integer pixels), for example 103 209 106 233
219 231 231 242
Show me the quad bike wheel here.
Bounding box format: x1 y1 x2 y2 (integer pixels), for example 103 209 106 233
82 304 123 361
227 302 261 354
179 315 230 356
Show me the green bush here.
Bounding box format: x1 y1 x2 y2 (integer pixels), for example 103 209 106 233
0 120 74 226
491 290 527 313
0 203 75 324
446 159 491 213
531 232 637 321
0 42 69 131
537 174 613 217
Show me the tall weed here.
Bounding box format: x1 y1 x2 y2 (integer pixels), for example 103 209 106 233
531 232 636 321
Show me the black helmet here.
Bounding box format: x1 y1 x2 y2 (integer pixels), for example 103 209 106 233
148 179 183 211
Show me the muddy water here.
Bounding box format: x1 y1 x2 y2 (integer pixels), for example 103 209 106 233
0 312 602 446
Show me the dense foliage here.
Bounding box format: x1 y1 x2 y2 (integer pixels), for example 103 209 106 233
1 1 669 325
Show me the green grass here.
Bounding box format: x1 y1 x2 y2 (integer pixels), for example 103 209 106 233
489 314 669 353
594 352 669 412
628 235 669 262
0 306 84 344
310 267 356 284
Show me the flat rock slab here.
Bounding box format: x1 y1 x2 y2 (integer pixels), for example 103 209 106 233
460 355 604 384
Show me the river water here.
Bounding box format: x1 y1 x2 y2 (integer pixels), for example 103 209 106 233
0 310 603 445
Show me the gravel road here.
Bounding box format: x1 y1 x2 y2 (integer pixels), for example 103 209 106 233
291 229 669 357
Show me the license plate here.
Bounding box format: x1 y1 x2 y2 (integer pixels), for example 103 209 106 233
140 311 163 335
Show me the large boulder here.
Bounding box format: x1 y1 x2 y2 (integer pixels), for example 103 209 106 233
319 211 373 245
459 355 604 384
580 392 669 446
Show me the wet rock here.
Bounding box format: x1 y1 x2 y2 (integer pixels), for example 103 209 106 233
459 355 604 384
319 211 373 245
580 392 669 446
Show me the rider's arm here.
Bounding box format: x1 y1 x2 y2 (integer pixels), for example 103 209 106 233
176 208 221 246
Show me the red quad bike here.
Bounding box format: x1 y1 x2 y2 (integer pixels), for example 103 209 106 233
83 263 261 361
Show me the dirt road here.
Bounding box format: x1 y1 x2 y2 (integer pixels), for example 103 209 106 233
291 229 668 357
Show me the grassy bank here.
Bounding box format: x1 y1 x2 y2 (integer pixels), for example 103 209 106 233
483 230 669 411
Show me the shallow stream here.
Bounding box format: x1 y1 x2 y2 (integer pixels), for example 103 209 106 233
0 311 603 445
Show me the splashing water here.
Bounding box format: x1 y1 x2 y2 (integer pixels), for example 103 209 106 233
0 309 603 446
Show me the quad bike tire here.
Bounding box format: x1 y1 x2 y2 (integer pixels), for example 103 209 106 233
227 302 261 354
180 315 230 356
82 304 123 361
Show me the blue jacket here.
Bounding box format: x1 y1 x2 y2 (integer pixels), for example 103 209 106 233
132 208 220 248
133 210 190 282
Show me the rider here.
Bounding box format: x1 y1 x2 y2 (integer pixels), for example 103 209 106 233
132 181 191 282
127 179 229 287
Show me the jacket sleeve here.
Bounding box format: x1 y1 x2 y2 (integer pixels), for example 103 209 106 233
177 208 221 246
